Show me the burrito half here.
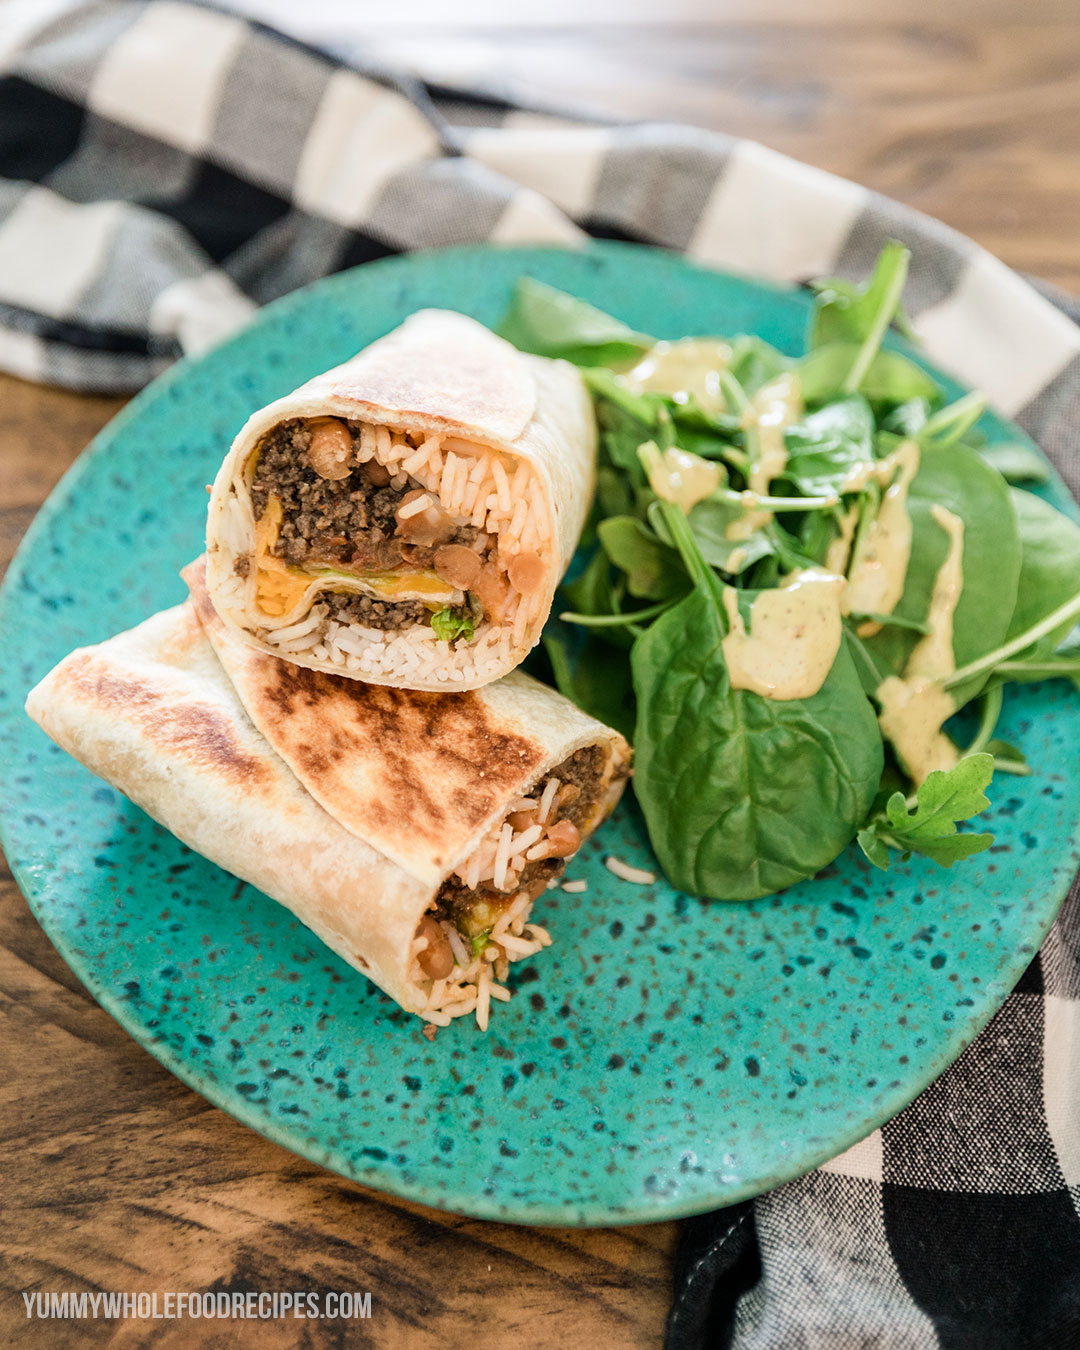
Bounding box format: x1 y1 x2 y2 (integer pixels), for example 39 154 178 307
205 310 595 691
26 572 629 1028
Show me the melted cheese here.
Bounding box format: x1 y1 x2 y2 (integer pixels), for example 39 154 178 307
253 497 310 618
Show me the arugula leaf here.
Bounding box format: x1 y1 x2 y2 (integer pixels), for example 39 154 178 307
857 754 994 871
781 394 875 495
809 242 912 350
799 343 939 407
497 279 653 367
430 606 475 643
978 442 1050 484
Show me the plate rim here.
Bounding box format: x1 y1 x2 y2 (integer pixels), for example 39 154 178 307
2 239 1078 1227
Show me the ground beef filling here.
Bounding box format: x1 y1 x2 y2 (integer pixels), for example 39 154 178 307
433 745 607 937
249 418 484 632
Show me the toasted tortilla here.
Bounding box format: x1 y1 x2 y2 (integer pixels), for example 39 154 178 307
26 590 629 1020
205 309 596 691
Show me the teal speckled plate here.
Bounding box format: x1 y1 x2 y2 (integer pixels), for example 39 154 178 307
2 244 1079 1227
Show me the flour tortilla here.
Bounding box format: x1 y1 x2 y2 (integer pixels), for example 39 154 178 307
25 592 629 1019
205 309 596 691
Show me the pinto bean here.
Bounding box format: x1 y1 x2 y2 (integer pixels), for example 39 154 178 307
306 418 353 480
507 550 545 595
434 544 482 589
415 914 454 979
542 819 581 859
364 459 391 487
396 490 456 546
470 562 513 623
507 806 539 832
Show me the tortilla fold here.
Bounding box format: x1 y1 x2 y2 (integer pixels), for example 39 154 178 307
25 584 629 1025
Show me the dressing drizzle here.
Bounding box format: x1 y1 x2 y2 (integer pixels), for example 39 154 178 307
842 440 920 619
623 338 733 416
876 504 966 784
721 569 845 700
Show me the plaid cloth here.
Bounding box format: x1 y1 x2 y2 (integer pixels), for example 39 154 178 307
3 4 1080 1345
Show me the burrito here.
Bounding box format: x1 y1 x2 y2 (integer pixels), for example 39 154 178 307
205 309 596 691
25 565 630 1029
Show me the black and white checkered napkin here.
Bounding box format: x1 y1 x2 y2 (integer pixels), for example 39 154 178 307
3 4 1080 1345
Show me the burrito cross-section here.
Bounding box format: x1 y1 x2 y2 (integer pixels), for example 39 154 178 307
205 310 596 691
25 561 630 1030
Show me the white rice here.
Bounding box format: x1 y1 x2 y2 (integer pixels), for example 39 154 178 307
605 856 657 885
538 777 561 824
415 893 551 1032
561 879 587 893
397 493 431 519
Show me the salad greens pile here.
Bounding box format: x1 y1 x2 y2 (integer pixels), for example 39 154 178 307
499 247 1080 901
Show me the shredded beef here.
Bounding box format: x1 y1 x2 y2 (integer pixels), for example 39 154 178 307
322 591 430 632
250 418 481 574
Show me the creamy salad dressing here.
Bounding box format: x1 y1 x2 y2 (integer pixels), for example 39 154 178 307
876 505 966 785
726 372 803 541
623 338 733 415
647 446 721 513
842 440 920 618
721 569 845 700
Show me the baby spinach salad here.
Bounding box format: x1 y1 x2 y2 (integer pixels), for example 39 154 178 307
500 247 1080 901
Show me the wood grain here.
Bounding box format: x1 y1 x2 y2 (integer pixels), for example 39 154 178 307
3 5 1079 1342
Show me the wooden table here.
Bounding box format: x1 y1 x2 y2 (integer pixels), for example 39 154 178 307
4 7 1080 1345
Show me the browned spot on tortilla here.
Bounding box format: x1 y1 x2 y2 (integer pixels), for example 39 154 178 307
60 655 267 785
250 658 544 857
184 553 546 862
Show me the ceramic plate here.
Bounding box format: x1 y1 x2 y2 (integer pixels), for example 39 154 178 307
2 243 1078 1226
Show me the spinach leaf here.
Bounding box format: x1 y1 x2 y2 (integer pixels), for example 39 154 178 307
542 630 637 743
648 496 775 575
809 241 912 349
560 548 620 618
631 497 883 900
857 753 994 871
1006 488 1080 651
881 398 931 437
865 445 1021 705
978 442 1050 484
799 343 939 407
496 278 653 367
727 334 794 396
782 394 875 495
598 516 687 600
